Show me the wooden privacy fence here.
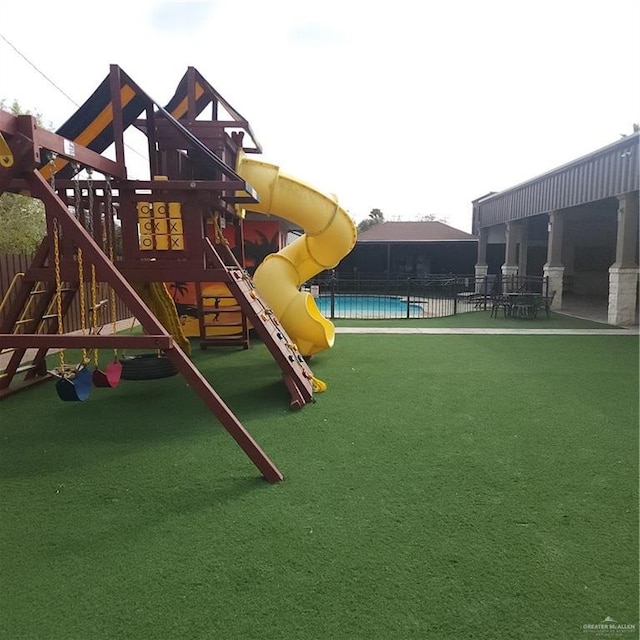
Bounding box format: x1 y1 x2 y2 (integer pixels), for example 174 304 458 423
0 252 131 331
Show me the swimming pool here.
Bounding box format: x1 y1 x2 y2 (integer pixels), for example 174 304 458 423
314 294 427 319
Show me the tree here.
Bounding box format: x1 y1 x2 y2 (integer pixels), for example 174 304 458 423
0 99 48 253
418 213 449 224
0 194 46 253
357 208 384 234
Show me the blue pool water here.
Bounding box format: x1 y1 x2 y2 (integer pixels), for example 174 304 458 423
314 294 426 318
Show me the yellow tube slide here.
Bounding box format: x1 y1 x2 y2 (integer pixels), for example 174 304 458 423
237 154 357 356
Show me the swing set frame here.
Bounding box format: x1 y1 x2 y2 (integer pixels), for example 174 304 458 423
0 66 297 483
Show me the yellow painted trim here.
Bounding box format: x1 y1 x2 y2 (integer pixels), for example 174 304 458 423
170 82 205 119
41 84 137 180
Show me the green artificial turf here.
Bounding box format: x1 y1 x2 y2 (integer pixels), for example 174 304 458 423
1 334 638 640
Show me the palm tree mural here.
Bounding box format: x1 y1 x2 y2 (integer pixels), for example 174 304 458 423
169 281 189 301
244 229 279 275
168 281 199 319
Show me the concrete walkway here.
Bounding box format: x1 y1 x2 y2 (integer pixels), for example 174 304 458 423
336 327 639 335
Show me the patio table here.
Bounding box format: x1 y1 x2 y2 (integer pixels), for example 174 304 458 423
503 292 543 319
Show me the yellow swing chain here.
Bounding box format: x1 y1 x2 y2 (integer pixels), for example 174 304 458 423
77 247 89 365
73 168 89 366
52 217 66 373
86 168 101 368
48 155 68 376
91 262 99 367
105 176 119 358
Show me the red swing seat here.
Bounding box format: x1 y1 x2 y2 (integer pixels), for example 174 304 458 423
92 358 123 388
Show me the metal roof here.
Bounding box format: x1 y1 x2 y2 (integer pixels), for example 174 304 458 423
357 221 477 243
474 132 639 229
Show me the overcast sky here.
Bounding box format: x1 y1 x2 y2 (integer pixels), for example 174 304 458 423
1 0 638 232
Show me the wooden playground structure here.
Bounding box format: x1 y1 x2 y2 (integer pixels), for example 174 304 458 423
0 65 330 483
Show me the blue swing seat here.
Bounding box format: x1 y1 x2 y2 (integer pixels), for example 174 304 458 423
55 366 92 402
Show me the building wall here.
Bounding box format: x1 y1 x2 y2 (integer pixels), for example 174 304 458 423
561 200 618 295
338 242 478 277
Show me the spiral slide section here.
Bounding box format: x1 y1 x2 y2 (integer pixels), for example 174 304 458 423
237 154 357 356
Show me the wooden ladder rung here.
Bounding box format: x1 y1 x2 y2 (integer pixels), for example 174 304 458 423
204 321 243 328
202 306 241 314
27 286 74 294
14 313 57 325
0 363 39 378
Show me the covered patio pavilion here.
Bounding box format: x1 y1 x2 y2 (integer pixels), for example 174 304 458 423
472 131 639 326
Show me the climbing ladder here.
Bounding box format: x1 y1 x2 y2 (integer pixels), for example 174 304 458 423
0 239 76 396
196 217 249 349
196 280 250 349
203 238 316 409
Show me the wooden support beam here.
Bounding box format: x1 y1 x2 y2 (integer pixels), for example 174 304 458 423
117 179 258 203
0 112 126 180
35 128 126 179
0 335 173 350
25 266 230 284
166 350 283 483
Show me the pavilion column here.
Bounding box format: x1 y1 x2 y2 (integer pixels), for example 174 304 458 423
543 210 564 309
501 221 519 291
608 191 639 326
517 222 528 276
474 227 488 292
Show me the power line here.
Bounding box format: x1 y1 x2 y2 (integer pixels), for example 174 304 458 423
0 31 149 167
0 32 79 107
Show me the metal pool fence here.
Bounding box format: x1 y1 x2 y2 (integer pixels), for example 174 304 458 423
305 275 549 320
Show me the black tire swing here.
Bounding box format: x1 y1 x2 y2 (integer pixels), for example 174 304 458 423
119 353 178 380
118 281 181 381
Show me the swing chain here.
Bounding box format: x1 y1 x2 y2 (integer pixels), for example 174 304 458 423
86 167 94 235
73 168 89 365
86 168 100 366
49 156 74 377
91 261 99 366
105 176 119 355
76 245 89 364
52 217 66 372
72 163 82 220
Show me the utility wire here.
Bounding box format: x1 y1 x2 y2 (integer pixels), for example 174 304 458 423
0 31 148 165
0 32 79 107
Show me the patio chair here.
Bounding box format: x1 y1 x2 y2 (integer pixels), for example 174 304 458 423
539 290 556 319
490 294 511 318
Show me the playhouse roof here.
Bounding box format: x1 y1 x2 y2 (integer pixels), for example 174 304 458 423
357 221 477 243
